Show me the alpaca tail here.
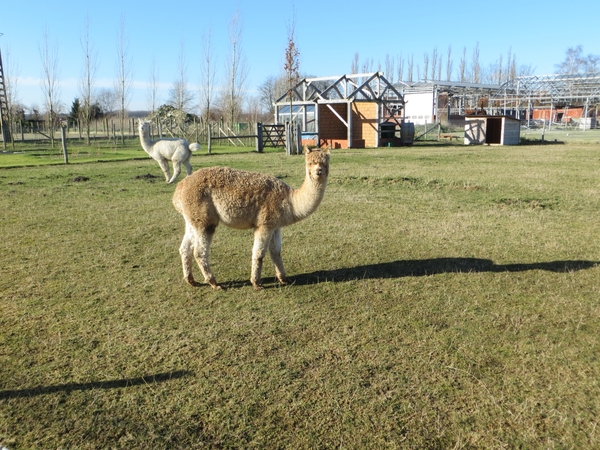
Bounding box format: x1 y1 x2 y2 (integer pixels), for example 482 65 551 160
189 143 201 152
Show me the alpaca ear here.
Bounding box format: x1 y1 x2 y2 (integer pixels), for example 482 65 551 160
304 145 311 154
323 144 331 154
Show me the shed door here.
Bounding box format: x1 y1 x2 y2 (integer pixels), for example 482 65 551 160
486 118 502 144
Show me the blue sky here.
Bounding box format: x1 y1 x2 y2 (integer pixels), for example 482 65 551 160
2 0 600 113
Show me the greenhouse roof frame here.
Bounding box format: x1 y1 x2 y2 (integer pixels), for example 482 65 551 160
492 72 600 106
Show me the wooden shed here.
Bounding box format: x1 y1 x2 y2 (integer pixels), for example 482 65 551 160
464 115 521 145
274 72 405 149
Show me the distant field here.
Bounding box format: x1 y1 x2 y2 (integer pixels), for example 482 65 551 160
1 142 599 448
520 125 600 144
0 140 270 168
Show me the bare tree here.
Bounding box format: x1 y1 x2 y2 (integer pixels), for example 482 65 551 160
96 88 118 115
385 53 395 82
584 54 600 72
222 8 248 127
168 40 195 114
245 95 263 124
114 16 133 144
556 46 584 74
486 53 503 84
471 42 481 83
284 8 300 124
445 46 453 81
361 57 374 74
258 76 278 115
351 52 359 74
396 53 404 82
2 46 20 147
555 46 600 74
422 53 429 81
459 47 467 82
79 15 98 145
407 55 414 82
430 47 438 81
39 26 61 148
146 56 160 114
199 25 217 123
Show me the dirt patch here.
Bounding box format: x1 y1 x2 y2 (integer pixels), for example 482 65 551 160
134 173 160 182
71 176 90 182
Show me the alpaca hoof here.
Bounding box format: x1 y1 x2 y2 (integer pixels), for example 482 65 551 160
184 274 200 286
278 277 289 285
208 278 221 290
252 283 264 291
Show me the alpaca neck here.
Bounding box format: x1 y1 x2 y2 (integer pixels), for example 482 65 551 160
289 174 327 222
139 128 155 154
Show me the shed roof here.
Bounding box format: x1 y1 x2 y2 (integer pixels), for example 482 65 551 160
275 72 404 107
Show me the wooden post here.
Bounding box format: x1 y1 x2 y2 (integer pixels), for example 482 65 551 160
207 125 212 154
61 124 68 164
256 122 263 152
285 122 291 155
347 101 353 148
297 122 302 154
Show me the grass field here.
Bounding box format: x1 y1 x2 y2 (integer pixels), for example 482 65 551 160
1 141 600 448
0 139 264 168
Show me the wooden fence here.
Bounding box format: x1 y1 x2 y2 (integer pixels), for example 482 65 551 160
2 117 303 155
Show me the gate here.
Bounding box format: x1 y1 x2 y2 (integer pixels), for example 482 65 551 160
262 124 285 148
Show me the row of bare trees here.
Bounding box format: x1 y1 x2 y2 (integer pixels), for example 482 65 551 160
2 7 253 147
351 43 535 85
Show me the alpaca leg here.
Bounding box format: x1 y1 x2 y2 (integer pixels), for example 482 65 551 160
192 224 220 289
168 161 182 184
179 223 197 285
183 158 193 176
268 228 288 285
157 158 171 183
251 228 274 290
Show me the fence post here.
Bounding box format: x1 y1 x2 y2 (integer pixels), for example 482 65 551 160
61 123 68 164
285 122 291 155
296 122 302 154
256 122 263 153
208 125 212 154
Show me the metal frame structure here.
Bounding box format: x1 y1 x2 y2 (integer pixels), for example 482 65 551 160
492 72 600 127
274 72 404 147
393 74 600 129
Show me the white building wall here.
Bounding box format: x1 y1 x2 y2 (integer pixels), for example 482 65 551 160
403 92 434 125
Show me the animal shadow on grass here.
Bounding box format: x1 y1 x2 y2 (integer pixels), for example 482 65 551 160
0 370 193 400
278 257 598 287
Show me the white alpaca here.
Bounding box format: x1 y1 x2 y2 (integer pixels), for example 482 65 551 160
172 146 330 290
138 121 201 184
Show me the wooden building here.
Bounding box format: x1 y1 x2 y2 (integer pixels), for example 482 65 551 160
274 72 406 148
464 115 520 145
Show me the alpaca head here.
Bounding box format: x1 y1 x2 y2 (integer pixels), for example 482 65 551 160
304 145 330 182
138 121 154 138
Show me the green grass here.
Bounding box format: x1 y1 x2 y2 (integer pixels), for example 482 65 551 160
1 142 600 448
0 140 267 168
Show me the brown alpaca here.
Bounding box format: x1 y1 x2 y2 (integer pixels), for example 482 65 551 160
172 146 330 290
